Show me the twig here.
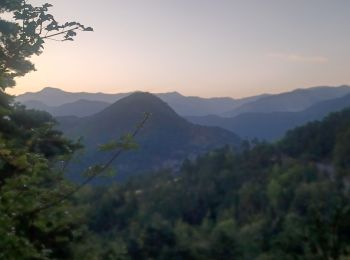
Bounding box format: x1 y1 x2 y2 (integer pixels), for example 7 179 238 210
41 26 80 40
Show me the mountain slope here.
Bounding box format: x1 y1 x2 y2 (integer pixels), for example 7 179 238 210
23 99 110 117
58 92 240 180
188 93 350 141
223 85 350 116
52 99 110 117
19 100 52 112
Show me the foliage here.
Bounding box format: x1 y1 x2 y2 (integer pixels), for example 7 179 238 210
0 1 92 258
0 104 84 258
0 0 92 90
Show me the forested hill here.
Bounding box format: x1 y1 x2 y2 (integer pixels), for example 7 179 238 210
58 92 240 180
73 108 350 259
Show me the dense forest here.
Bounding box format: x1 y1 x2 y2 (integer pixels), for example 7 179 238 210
67 108 350 259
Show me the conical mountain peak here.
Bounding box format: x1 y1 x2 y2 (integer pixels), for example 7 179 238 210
95 92 181 121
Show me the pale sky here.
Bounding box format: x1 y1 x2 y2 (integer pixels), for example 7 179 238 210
7 0 350 98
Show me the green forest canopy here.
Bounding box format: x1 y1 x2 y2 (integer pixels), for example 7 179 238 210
72 108 350 259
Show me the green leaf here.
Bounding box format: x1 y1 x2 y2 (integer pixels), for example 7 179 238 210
82 164 104 178
99 140 121 152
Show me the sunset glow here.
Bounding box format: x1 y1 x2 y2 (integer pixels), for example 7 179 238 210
8 0 350 98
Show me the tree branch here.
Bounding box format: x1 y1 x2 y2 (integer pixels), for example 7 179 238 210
28 112 151 215
41 26 80 40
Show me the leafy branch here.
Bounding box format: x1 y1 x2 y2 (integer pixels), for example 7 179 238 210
28 112 151 215
0 1 93 90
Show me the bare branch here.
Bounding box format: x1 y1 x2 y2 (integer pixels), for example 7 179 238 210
41 26 80 40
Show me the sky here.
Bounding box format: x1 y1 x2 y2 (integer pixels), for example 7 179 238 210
7 0 350 98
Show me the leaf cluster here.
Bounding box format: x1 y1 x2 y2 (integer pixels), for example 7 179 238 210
0 0 92 90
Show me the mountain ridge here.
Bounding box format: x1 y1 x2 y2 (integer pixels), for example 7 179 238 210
188 92 350 141
222 85 350 116
16 87 265 116
18 85 350 117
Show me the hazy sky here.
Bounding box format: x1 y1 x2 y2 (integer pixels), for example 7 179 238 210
7 0 350 98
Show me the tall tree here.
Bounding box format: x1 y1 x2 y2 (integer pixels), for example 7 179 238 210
0 1 92 258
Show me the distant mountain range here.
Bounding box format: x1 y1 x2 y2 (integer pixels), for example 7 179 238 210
156 92 265 117
17 85 350 118
187 93 350 141
17 87 129 106
17 87 263 117
222 85 350 117
17 85 350 142
57 92 240 180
